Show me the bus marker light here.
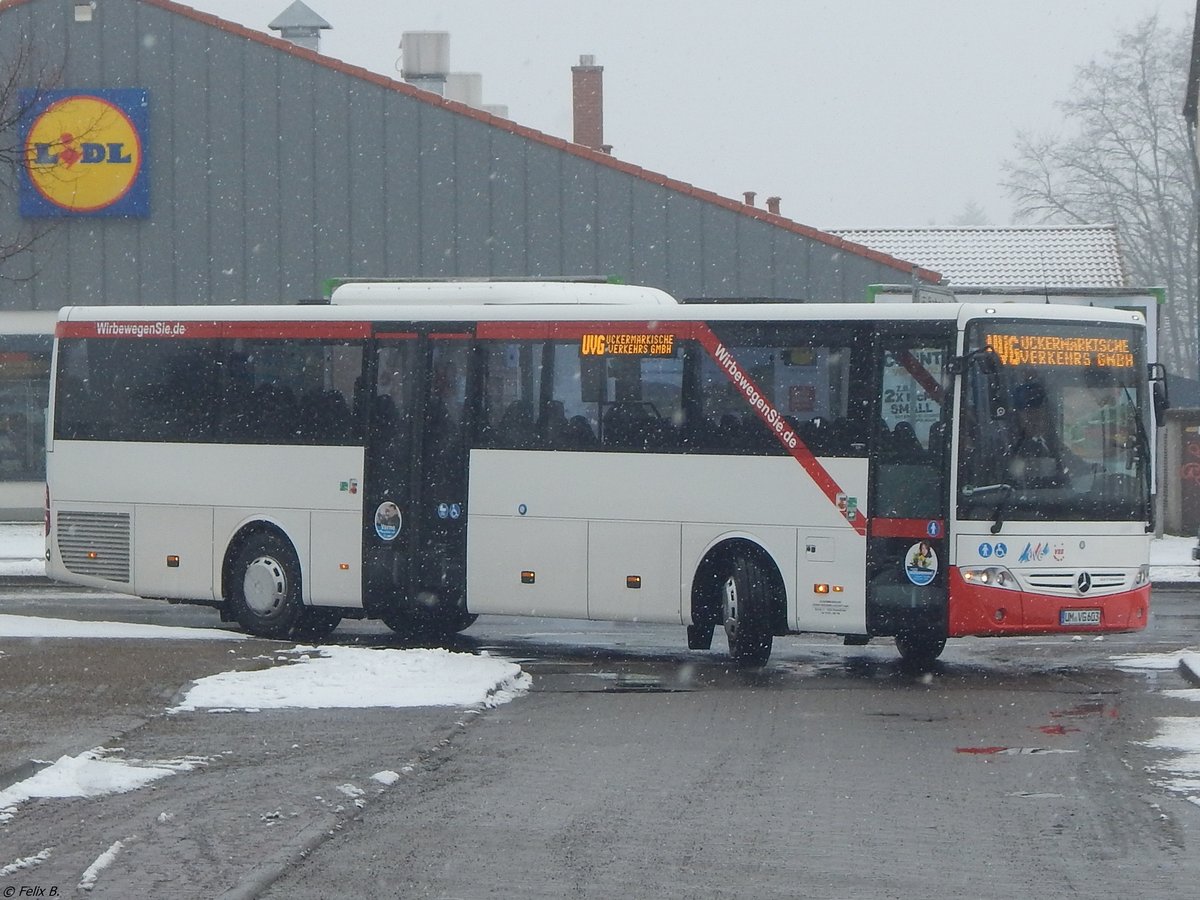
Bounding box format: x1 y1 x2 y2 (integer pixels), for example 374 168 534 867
521 571 536 584
833 585 844 593
166 555 180 568
626 575 641 589
339 563 350 570
87 551 98 559
814 584 829 594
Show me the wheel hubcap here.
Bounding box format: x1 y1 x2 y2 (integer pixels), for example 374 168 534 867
243 555 287 616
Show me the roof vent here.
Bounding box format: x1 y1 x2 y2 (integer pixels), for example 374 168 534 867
400 32 451 96
268 1 331 53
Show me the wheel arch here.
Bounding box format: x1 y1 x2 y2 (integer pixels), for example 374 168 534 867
689 535 788 636
220 518 304 605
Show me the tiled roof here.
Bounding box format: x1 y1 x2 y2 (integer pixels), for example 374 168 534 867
828 225 1128 288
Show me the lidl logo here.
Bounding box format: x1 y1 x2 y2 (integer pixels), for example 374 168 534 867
19 89 149 217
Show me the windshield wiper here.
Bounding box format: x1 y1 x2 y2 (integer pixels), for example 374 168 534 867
962 483 1013 534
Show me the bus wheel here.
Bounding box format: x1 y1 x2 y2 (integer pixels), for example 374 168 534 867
292 608 342 642
229 533 304 639
894 631 946 668
721 556 773 667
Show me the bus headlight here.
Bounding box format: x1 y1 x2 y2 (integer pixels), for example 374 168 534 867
1133 564 1150 587
960 565 1020 591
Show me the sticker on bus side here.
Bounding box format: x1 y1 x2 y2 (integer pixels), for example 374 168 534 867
374 502 402 541
904 541 938 586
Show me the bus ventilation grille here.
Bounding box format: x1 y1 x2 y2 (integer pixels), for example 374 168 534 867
57 511 132 583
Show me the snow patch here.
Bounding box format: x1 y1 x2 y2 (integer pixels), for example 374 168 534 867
170 645 530 712
0 749 208 824
78 840 125 892
0 847 52 876
0 613 243 641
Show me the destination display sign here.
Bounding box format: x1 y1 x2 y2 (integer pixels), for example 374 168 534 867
580 333 675 356
985 333 1134 369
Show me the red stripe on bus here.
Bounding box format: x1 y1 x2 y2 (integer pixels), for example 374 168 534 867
692 323 868 537
428 332 475 340
870 518 943 539
374 332 419 340
57 320 372 340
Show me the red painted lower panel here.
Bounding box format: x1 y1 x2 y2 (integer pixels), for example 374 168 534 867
947 567 1150 637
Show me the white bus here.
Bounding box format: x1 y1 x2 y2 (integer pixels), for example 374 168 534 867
44 283 1160 665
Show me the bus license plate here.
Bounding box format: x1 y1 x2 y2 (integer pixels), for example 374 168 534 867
1060 608 1101 626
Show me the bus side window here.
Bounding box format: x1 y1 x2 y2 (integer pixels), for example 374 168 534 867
543 342 598 450
482 342 545 450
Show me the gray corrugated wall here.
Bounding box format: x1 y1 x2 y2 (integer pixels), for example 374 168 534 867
0 0 917 308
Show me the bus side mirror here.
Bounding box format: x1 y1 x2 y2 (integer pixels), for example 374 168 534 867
1148 363 1169 426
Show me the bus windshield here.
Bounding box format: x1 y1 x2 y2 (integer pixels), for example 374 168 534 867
958 320 1150 524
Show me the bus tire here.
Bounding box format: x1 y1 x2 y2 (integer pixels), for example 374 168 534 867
228 532 305 639
721 555 773 667
895 631 946 668
292 607 343 641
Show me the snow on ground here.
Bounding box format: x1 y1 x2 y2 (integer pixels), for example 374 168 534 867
170 645 531 712
0 646 529 828
0 521 47 577
1110 651 1200 808
1149 534 1200 583
0 613 244 640
0 524 531 826
0 748 209 824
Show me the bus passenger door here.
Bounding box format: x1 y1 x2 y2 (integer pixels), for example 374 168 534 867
363 333 472 630
867 334 953 644
362 336 420 617
413 336 473 613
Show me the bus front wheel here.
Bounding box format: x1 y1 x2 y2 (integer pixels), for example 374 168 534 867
229 533 305 639
722 556 773 667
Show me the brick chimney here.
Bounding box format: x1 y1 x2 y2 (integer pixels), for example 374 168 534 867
572 54 604 150
743 191 756 207
766 196 781 215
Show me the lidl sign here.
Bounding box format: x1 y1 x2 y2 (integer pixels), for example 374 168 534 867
19 89 149 217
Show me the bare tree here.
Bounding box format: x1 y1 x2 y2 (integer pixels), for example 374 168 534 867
1003 14 1198 378
0 37 60 281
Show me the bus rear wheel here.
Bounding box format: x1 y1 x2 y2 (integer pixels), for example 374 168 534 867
229 533 304 639
722 555 773 668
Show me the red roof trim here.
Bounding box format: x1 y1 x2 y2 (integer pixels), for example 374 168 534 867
6 0 941 284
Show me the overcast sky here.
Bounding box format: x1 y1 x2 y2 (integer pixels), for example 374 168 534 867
188 1 1197 230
